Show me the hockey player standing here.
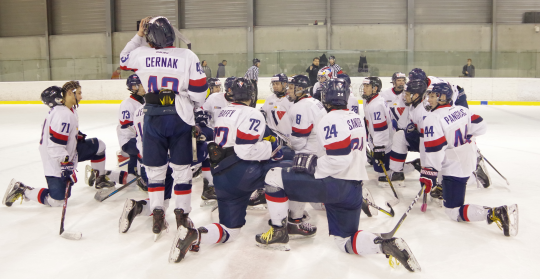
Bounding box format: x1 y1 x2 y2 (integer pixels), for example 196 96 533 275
4 83 114 208
119 16 208 240
254 79 421 272
168 78 291 263
261 73 293 140
361 77 393 185
381 72 407 104
420 83 518 237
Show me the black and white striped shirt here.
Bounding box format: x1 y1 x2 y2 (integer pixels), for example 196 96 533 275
244 66 259 81
329 64 343 76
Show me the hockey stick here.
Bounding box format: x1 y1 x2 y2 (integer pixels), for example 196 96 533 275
60 181 82 240
192 127 198 162
94 177 139 202
380 186 425 239
271 129 293 149
478 151 509 186
363 198 395 217
420 192 427 212
379 161 400 206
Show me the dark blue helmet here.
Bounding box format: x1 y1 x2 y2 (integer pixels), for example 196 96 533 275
230 78 254 102
270 73 288 97
145 17 175 49
287 75 311 102
224 76 236 91
405 80 427 106
41 86 64 108
127 74 142 93
336 73 351 87
322 79 349 107
430 82 453 105
409 68 427 84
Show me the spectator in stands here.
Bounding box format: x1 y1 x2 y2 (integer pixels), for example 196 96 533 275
111 67 122 79
201 60 212 78
216 60 227 78
328 56 343 75
462 59 475 77
306 57 320 86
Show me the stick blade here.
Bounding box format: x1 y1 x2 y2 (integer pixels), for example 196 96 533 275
386 197 400 206
60 231 82 240
94 188 116 202
421 203 427 212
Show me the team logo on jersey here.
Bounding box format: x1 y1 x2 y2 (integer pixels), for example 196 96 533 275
397 107 405 115
277 111 286 120
121 54 129 63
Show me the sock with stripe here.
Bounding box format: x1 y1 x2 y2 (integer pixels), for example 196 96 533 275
107 170 137 185
202 159 213 185
25 187 50 205
264 167 289 226
389 150 407 172
344 231 382 255
445 204 487 222
200 223 240 244
91 153 106 174
148 183 165 212
174 183 192 214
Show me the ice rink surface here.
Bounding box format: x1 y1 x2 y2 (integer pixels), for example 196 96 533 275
0 104 538 279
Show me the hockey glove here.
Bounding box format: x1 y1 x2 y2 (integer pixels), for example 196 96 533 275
373 146 386 162
292 154 317 175
264 135 283 161
77 131 87 143
60 156 77 185
406 123 417 134
195 110 210 127
419 167 438 194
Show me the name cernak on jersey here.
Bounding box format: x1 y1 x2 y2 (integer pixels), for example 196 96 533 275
145 56 179 69
443 108 468 125
347 117 363 130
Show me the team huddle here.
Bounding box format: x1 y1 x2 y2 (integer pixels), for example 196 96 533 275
3 16 519 272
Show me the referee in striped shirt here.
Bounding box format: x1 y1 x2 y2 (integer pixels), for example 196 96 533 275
244 58 260 107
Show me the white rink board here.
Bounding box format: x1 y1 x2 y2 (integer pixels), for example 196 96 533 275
0 104 538 279
1 77 540 102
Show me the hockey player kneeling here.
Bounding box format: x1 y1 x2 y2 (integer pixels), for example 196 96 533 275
255 79 421 272
420 83 518 237
168 78 298 263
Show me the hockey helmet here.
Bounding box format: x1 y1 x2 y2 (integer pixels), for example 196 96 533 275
145 17 175 49
230 78 254 102
127 74 142 94
224 76 236 101
322 79 350 107
317 66 333 82
287 75 311 102
41 86 65 108
392 72 407 84
409 68 428 85
425 82 453 110
360 77 382 99
207 78 222 93
336 73 351 87
404 80 427 107
270 73 288 97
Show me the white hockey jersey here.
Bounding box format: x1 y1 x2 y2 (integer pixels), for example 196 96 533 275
213 103 272 161
380 87 404 104
260 94 293 139
427 76 460 105
289 96 327 155
347 94 360 115
363 94 392 151
133 106 145 157
387 94 410 130
116 95 143 148
202 92 231 129
39 106 79 177
119 34 208 125
315 109 368 181
422 105 487 177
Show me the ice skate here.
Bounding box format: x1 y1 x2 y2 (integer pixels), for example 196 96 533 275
200 178 217 207
429 184 443 207
174 208 194 229
474 153 492 188
119 199 145 233
168 225 199 263
94 170 116 189
487 204 518 237
152 208 168 242
378 174 390 187
406 158 422 173
191 164 202 179
256 218 290 251
247 188 267 210
287 216 317 239
85 165 96 186
366 147 373 166
376 237 421 272
3 179 31 207
362 187 378 217
390 171 405 187
136 178 148 192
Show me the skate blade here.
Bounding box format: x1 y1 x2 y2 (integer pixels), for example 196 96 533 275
94 187 117 202
119 199 135 233
60 231 82 240
289 234 316 240
394 238 421 272
255 242 291 251
169 226 189 263
508 204 519 237
3 179 18 206
200 199 217 207
84 165 92 186
379 181 405 188
154 231 164 242
247 204 268 210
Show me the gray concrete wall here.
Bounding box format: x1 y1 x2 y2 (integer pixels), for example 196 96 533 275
0 36 48 81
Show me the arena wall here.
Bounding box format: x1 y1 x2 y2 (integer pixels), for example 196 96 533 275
1 77 539 105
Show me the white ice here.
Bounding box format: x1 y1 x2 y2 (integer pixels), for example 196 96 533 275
0 104 538 279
